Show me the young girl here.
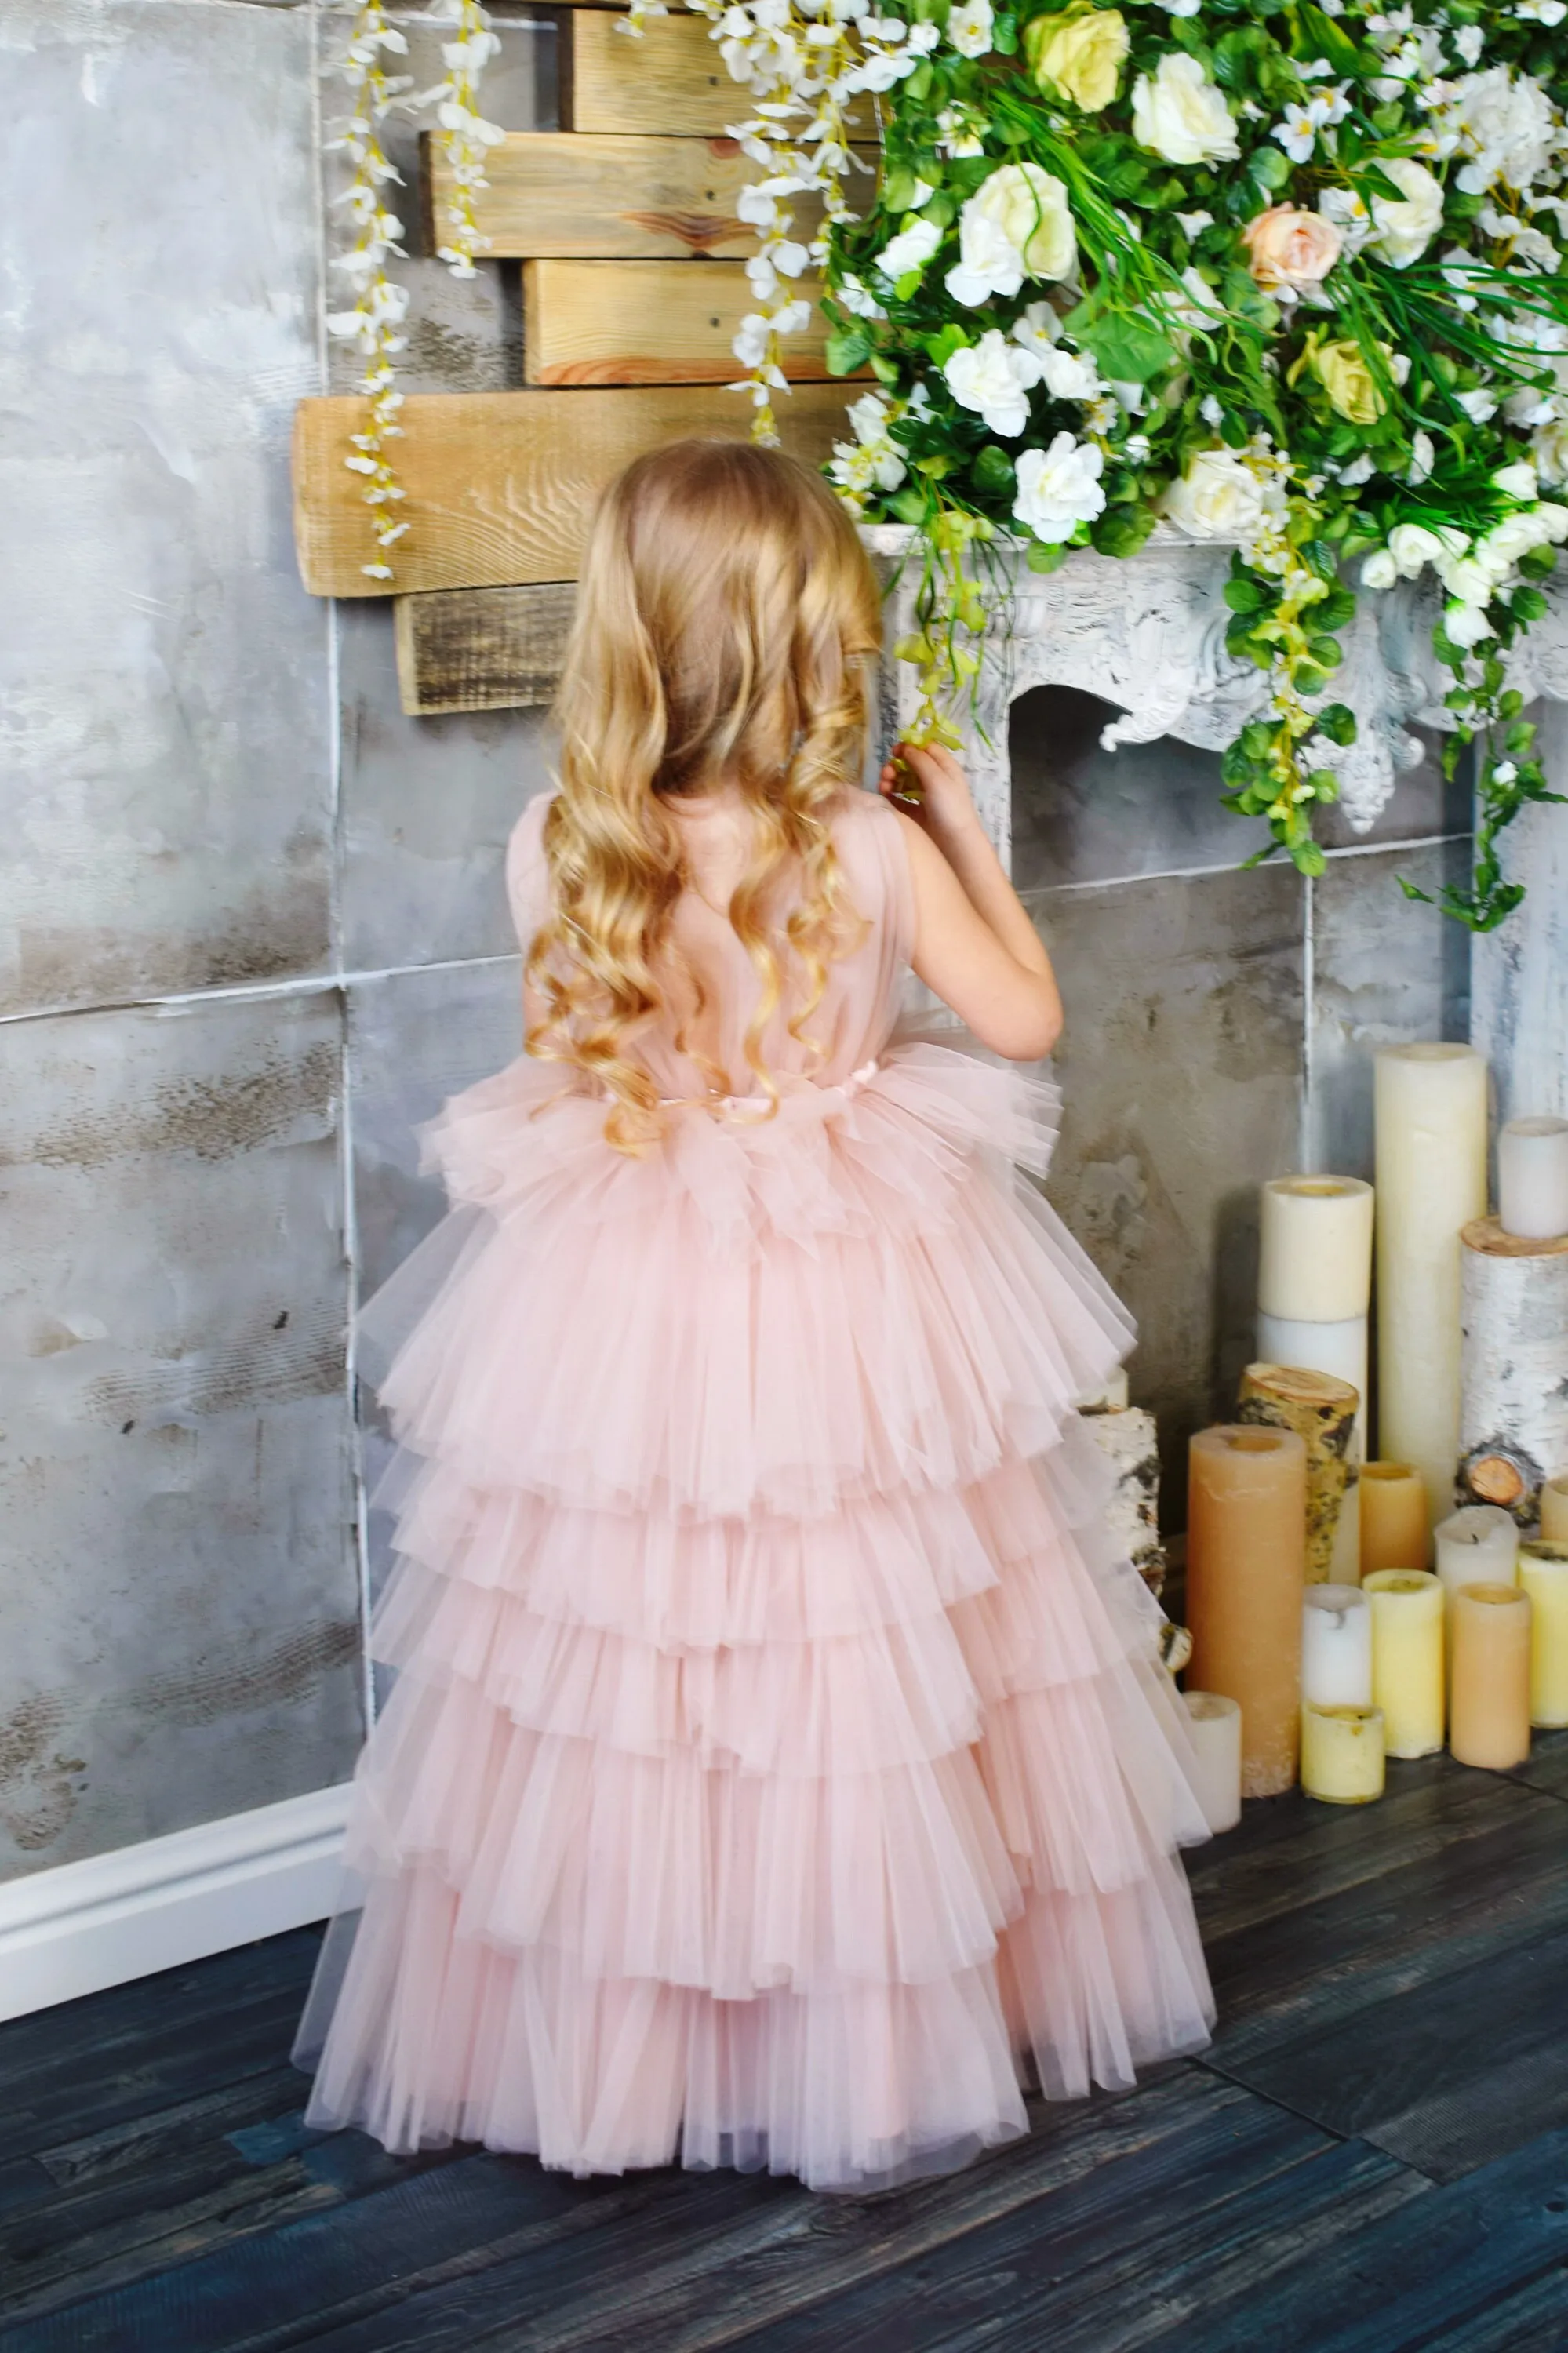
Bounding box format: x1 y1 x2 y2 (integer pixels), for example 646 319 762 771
295 438 1214 2193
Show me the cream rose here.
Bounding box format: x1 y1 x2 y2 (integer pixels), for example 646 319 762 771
1131 53 1239 167
1534 416 1568 486
1024 7 1130 114
1242 204 1344 293
946 162 1077 305
1314 338 1389 425
1366 157 1445 270
1162 449 1267 541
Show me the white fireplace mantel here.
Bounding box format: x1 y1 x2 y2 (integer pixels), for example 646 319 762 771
864 526 1568 1129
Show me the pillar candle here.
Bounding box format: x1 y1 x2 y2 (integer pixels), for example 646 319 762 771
1519 1540 1568 1729
1497 1116 1568 1241
1301 1703 1385 1805
1257 1311 1369 1457
1182 1691 1243 1834
1374 1044 1489 1535
1450 1582 1532 1770
1541 1474 1568 1546
1187 1426 1308 1798
1302 1585 1373 1707
1360 1462 1429 1575
1435 1504 1519 1613
1363 1569 1445 1758
1259 1176 1375 1322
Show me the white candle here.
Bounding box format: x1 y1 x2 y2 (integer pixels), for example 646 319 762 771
1183 1691 1242 1834
1259 1177 1375 1322
1375 1045 1490 1535
1498 1116 1568 1241
1302 1584 1373 1707
1435 1504 1519 1611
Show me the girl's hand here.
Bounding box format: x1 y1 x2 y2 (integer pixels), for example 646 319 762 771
878 742 983 850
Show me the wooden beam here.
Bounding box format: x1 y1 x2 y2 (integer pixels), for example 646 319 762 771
395 584 577 715
562 8 868 136
427 132 878 262
523 260 842 386
293 386 853 598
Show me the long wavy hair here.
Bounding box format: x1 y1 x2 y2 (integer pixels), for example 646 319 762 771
525 438 882 1152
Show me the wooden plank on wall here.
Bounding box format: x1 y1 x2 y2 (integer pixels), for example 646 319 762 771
293 386 853 598
562 8 869 137
395 584 577 715
524 259 841 385
425 133 879 262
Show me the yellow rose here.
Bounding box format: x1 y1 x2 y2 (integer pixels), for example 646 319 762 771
1314 337 1388 426
1024 7 1130 114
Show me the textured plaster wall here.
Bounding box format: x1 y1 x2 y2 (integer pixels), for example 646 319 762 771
0 0 1470 1881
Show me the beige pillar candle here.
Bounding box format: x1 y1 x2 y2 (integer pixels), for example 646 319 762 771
1182 1691 1243 1834
1435 1504 1519 1613
1363 1569 1445 1758
1497 1115 1568 1241
1519 1540 1568 1729
1450 1582 1532 1770
1259 1176 1376 1322
1187 1425 1308 1798
1374 1044 1489 1535
1541 1475 1568 1544
1301 1703 1386 1805
1360 1462 1429 1575
1302 1585 1373 1707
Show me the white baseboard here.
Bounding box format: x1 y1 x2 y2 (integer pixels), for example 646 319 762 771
0 1784 351 2023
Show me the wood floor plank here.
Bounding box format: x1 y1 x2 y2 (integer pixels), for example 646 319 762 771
1508 1728 1568 1800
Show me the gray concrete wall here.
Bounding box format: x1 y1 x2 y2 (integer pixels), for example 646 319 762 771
0 0 1471 1879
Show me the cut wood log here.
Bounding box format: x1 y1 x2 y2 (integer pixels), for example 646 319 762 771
394 584 577 715
1458 1217 1568 1524
1236 1362 1360 1585
424 133 873 263
524 260 842 386
562 9 871 137
292 386 853 598
1081 1403 1165 1598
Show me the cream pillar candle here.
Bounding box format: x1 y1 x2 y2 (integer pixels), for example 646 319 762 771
1187 1425 1308 1799
1259 1177 1375 1322
1360 1462 1429 1575
1450 1582 1532 1770
1363 1569 1445 1758
1301 1703 1385 1805
1374 1044 1489 1535
1301 1585 1373 1707
1519 1541 1568 1729
1497 1116 1568 1241
1435 1504 1519 1613
1182 1692 1243 1834
1541 1475 1568 1545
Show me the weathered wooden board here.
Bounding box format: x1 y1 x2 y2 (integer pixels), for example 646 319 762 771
394 584 577 715
562 8 870 136
292 386 853 597
522 259 835 386
424 133 763 262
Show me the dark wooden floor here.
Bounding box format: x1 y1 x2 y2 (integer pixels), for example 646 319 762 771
4 1742 1568 2352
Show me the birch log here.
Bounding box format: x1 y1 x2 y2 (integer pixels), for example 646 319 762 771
1236 1363 1360 1584
1081 1403 1164 1597
1457 1217 1568 1525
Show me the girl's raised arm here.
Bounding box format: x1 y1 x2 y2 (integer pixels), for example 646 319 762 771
880 743 1063 1062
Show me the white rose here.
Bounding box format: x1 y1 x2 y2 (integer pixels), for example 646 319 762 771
1437 551 1499 604
944 329 1044 437
1388 522 1446 576
1534 500 1568 540
1456 386 1499 423
1446 601 1497 647
878 215 942 282
1366 156 1446 268
1536 418 1568 485
1444 66 1558 194
946 163 1077 306
1131 53 1239 167
1493 458 1539 501
1162 448 1267 541
1038 343 1103 400
1362 549 1399 589
947 0 993 57
1480 510 1549 570
1012 431 1107 542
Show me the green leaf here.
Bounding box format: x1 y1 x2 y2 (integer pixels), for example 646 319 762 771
1295 1 1362 75
1024 538 1069 573
1066 310 1176 386
1294 661 1328 696
924 322 968 369
1307 634 1344 671
888 486 928 524
1291 838 1328 878
1513 586 1549 621
1315 701 1358 747
971 443 1017 496
1249 146 1290 195
1091 507 1156 558
882 167 920 215
1224 578 1265 613
1241 719 1276 759
992 9 1019 50
870 354 900 386
824 326 873 378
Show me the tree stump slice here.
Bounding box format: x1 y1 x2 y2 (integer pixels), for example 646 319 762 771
1236 1362 1359 1584
1458 1218 1568 1526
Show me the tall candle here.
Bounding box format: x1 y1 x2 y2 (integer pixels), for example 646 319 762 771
1259 1177 1376 1322
1450 1582 1532 1770
1187 1425 1308 1799
1301 1703 1385 1805
1363 1569 1445 1758
1435 1504 1519 1613
1541 1474 1568 1545
1182 1691 1243 1833
1374 1044 1489 1534
1497 1116 1568 1241
1519 1541 1568 1729
1302 1584 1373 1707
1360 1462 1429 1575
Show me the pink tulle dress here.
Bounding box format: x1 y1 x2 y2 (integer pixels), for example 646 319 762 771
294 786 1215 2192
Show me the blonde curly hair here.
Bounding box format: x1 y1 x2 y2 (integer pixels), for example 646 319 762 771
526 439 882 1152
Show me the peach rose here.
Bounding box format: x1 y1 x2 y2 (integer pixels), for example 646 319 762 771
1242 204 1344 294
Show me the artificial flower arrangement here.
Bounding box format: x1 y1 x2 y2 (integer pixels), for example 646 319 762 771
642 0 1568 926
